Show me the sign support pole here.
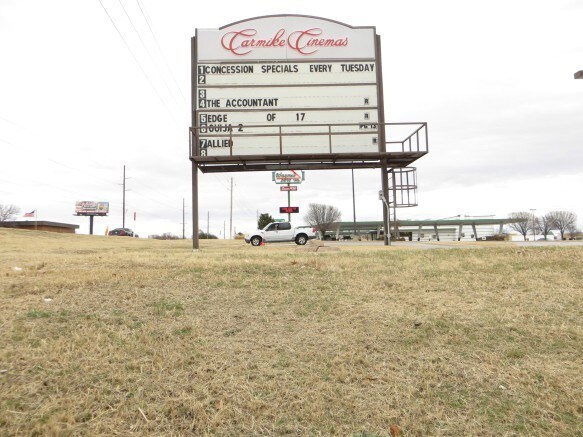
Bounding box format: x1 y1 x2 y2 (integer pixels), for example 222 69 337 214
89 216 94 235
287 183 291 222
381 161 391 245
352 169 357 236
192 161 199 248
376 35 389 246
191 36 200 250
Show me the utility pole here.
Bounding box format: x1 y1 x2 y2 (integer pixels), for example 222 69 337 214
122 165 126 228
229 177 233 239
182 198 185 239
223 220 226 240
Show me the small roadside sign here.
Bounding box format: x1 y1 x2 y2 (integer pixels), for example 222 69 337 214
272 170 305 184
280 186 298 192
280 206 299 214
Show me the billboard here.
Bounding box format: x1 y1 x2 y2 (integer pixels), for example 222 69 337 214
75 201 109 216
193 15 380 160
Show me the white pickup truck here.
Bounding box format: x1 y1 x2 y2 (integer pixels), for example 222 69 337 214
244 222 317 246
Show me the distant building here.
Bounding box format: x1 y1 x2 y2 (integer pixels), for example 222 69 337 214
507 231 558 242
0 221 79 234
329 217 524 241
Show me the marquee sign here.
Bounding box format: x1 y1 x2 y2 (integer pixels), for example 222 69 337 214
192 15 381 166
189 15 430 250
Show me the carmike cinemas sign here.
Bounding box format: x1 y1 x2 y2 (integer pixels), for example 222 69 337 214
221 28 349 56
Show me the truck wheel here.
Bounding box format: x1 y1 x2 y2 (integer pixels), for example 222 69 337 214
250 236 262 246
295 234 308 245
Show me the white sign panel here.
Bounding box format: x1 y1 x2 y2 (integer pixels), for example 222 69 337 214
197 16 376 61
194 15 380 158
199 110 378 128
197 62 376 86
199 133 378 156
198 85 378 110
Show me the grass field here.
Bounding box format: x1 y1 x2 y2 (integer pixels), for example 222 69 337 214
0 228 581 436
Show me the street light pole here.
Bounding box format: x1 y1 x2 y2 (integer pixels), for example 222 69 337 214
530 208 536 241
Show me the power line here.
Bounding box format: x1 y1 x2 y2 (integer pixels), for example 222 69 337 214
0 175 86 197
131 188 183 213
1 113 122 183
130 177 186 211
2 141 185 220
0 115 34 134
0 136 119 187
96 0 182 128
135 0 188 105
116 0 184 112
3 134 188 218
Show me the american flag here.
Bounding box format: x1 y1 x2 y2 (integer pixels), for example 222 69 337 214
23 210 35 218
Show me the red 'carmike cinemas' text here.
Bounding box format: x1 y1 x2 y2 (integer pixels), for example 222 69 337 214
221 28 349 56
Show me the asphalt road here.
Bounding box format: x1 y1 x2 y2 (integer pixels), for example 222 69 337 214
319 240 583 249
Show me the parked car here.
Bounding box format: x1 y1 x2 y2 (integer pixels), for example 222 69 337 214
108 228 138 238
244 222 316 246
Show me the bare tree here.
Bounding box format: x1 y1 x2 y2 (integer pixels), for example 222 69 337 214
304 203 341 238
567 223 579 240
0 204 20 222
507 211 531 241
548 210 578 240
536 214 553 240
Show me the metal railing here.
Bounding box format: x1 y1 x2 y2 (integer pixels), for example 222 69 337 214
384 122 428 153
389 167 418 208
189 122 427 157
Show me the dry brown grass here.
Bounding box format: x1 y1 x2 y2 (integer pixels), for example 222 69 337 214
0 228 582 436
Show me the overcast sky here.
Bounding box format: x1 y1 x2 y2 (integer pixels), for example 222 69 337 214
1 0 582 238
